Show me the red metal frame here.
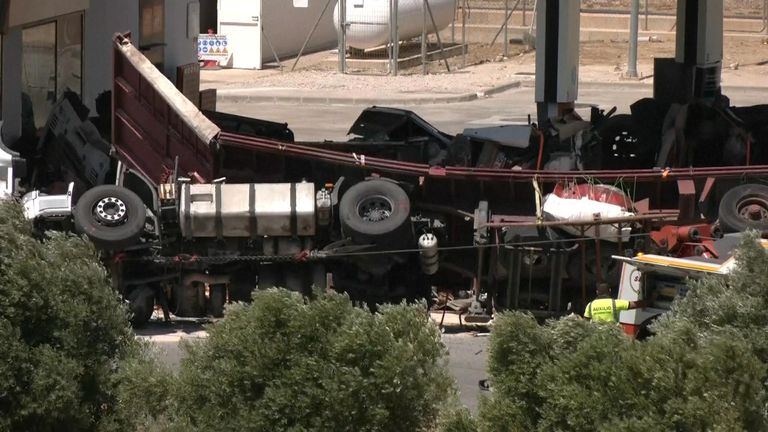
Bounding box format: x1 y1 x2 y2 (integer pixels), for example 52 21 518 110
112 33 219 186
221 132 768 183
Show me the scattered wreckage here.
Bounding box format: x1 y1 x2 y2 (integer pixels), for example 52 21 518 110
8 33 768 326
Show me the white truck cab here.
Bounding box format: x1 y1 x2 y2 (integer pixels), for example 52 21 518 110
613 235 768 337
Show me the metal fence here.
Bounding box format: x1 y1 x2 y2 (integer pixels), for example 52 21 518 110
335 0 458 75
288 0 768 75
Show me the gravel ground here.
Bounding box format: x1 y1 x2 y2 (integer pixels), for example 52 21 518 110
202 36 768 97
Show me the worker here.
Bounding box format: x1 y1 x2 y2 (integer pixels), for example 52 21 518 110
583 282 649 323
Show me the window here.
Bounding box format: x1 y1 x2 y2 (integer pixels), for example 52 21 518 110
21 22 55 130
57 13 83 99
140 0 165 71
21 12 83 131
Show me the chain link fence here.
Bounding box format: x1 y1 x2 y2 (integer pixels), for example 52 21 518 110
335 0 460 75
289 0 767 75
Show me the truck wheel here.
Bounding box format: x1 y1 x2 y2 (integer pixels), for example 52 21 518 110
74 185 146 250
718 184 768 233
339 179 411 248
126 285 154 327
594 114 650 169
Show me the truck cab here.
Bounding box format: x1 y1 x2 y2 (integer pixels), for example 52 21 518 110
614 235 768 337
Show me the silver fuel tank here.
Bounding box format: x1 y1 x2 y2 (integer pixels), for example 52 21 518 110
179 183 316 238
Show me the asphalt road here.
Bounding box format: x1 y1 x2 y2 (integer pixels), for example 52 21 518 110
144 83 768 413
217 84 768 141
139 323 490 413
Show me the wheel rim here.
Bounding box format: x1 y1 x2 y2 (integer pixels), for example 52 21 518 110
737 197 768 222
608 130 639 160
357 195 393 223
94 197 128 225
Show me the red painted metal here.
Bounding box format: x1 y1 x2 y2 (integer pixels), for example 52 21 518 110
220 131 768 183
649 223 719 258
552 183 633 209
112 33 219 186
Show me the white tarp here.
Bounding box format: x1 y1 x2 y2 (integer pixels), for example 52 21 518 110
542 193 634 242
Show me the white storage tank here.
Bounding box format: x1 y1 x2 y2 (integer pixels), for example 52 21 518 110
334 0 456 50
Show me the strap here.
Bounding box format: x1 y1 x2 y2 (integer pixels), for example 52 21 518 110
612 298 617 322
588 301 592 318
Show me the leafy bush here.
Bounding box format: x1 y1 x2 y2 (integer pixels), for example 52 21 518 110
171 289 455 432
0 202 136 431
476 232 768 431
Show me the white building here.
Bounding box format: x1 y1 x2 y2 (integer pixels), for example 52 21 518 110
205 0 337 69
0 0 200 143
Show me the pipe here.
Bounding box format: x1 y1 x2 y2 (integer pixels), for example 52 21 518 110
220 132 768 182
535 130 545 170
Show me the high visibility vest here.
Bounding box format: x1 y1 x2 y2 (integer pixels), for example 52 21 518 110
584 298 630 323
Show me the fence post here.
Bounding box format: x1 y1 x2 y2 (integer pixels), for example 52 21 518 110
451 0 456 43
422 0 428 74
338 0 347 73
504 0 509 58
461 0 467 68
522 0 527 26
645 0 649 31
390 0 399 75
764 0 768 35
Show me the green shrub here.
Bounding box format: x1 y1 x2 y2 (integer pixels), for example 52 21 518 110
477 233 768 431
0 202 136 431
98 342 178 432
172 289 455 432
437 405 479 432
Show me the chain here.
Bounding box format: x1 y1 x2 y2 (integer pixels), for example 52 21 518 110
129 250 324 265
117 231 656 265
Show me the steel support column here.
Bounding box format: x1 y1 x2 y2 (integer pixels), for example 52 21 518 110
534 0 580 124
675 0 723 100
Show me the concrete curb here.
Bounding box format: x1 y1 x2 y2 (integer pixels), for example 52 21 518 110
216 78 768 106
217 80 522 106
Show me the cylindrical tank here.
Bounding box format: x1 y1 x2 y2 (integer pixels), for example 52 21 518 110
334 0 456 50
179 183 316 238
418 233 439 275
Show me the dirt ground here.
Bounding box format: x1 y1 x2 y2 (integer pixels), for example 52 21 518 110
201 0 768 93
204 35 768 95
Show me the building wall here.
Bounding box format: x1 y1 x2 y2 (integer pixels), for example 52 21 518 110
83 0 139 112
8 0 89 28
163 0 200 82
1 29 22 142
261 1 337 64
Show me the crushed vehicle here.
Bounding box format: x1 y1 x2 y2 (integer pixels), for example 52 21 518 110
14 33 768 326
614 234 768 338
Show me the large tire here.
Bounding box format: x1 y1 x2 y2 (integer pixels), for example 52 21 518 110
593 114 652 169
126 285 155 327
339 179 411 248
718 184 768 233
74 185 147 250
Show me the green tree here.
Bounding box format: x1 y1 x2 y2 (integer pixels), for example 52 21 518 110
477 233 768 431
0 202 136 431
172 289 455 432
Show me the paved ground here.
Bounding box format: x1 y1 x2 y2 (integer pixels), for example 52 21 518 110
217 84 768 141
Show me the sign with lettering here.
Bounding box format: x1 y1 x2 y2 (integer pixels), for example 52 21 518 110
198 34 232 64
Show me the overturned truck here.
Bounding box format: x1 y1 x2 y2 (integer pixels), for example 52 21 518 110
19 34 768 325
